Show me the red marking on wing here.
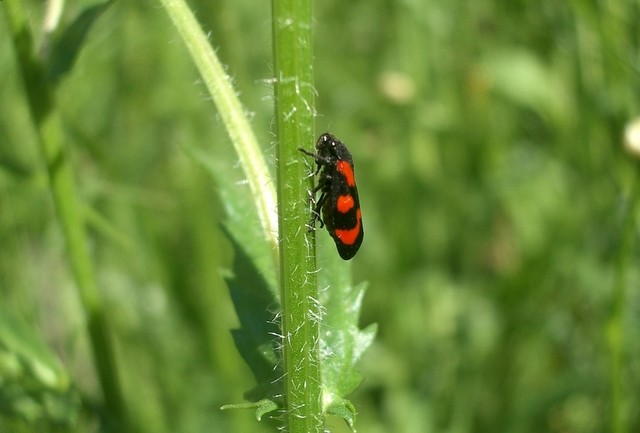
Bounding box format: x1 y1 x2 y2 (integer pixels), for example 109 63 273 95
334 209 362 246
336 194 355 214
336 160 356 187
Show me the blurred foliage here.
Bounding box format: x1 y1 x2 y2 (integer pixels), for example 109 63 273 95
0 307 79 431
1 0 639 432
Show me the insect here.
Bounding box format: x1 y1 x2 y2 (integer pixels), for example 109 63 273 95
299 133 364 260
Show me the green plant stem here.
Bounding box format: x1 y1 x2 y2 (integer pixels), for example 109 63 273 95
2 0 126 427
272 0 321 432
158 2 320 429
158 0 278 266
608 160 638 433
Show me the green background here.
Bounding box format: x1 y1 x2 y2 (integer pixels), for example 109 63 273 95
1 0 639 432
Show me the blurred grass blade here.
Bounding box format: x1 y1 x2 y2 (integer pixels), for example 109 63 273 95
3 0 126 426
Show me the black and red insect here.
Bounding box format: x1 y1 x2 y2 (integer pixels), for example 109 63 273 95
299 133 364 260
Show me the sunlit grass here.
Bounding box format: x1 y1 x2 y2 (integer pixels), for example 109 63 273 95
1 0 638 432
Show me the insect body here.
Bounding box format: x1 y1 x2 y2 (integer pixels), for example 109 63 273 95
299 133 364 260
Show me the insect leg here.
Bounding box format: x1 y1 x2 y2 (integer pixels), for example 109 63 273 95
309 191 329 230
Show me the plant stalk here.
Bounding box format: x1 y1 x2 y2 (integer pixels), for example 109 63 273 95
272 0 322 431
2 0 127 427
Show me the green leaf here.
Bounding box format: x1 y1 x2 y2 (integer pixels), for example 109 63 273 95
0 309 68 392
325 398 357 431
46 1 115 84
321 280 377 400
183 141 277 295
220 398 279 421
316 240 377 427
224 228 282 403
184 144 282 410
0 307 79 425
